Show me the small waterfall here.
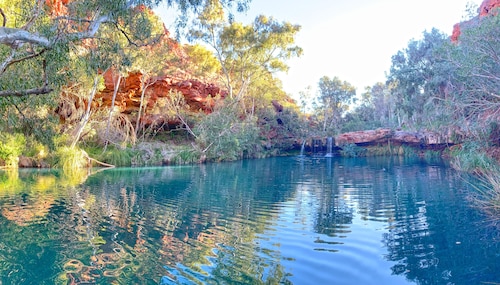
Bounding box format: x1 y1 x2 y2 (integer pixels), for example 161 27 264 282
299 140 306 156
325 137 333 157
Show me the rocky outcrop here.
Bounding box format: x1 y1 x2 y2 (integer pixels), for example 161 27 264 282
45 0 69 16
336 128 393 145
96 70 227 118
451 0 500 42
335 128 455 149
479 0 500 17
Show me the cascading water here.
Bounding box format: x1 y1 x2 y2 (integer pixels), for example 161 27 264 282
300 140 306 156
325 137 333 157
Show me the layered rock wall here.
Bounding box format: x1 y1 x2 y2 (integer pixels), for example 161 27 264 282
97 70 226 116
335 128 455 149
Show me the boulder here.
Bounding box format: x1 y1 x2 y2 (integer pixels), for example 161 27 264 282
18 156 34 168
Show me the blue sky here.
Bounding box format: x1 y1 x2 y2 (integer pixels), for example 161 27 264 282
157 0 484 99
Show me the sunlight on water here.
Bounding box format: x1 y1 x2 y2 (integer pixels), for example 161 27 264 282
0 157 498 284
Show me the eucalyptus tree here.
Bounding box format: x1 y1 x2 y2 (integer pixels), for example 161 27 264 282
0 0 250 97
0 0 250 150
387 28 451 129
445 13 500 125
190 2 302 101
316 76 356 135
185 2 302 160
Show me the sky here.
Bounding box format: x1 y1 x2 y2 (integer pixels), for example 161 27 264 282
157 0 484 99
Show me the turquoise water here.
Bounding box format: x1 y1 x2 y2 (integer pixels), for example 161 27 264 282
0 156 498 284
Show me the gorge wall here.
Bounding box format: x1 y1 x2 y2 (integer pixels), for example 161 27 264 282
451 0 499 42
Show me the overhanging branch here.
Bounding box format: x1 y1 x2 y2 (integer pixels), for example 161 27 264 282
0 86 53 97
0 27 50 47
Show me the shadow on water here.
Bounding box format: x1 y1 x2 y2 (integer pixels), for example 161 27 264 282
0 156 498 284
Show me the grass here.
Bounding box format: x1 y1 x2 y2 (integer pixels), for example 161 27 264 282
467 170 500 218
171 147 201 164
53 146 88 173
450 142 496 174
100 148 135 167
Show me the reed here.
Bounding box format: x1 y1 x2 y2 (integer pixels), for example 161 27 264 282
468 170 500 216
53 146 88 174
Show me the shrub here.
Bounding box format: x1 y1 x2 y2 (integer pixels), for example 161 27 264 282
101 149 134 167
172 147 200 164
53 146 88 174
450 142 496 174
339 143 366 157
468 170 500 217
0 133 26 168
194 104 260 161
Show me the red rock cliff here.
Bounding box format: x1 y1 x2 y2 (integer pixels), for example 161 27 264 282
97 71 226 115
452 0 500 42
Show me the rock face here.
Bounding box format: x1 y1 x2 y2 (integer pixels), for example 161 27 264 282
335 128 455 149
336 128 393 145
45 0 70 16
96 70 227 124
451 0 500 42
479 0 500 17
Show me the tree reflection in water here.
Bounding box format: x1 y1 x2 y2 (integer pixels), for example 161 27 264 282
0 157 498 284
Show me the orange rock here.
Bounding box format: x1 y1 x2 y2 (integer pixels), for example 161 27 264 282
451 23 461 43
45 0 69 16
335 128 393 145
95 70 227 122
479 0 500 17
452 0 499 42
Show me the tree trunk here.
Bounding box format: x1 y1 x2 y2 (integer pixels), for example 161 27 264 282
71 74 100 148
103 73 122 150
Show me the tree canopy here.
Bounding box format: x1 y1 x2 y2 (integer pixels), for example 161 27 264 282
0 0 250 97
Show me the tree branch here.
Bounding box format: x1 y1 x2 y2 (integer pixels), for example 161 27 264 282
0 27 50 47
21 0 44 30
0 86 53 97
0 48 46 75
71 14 110 40
0 8 6 27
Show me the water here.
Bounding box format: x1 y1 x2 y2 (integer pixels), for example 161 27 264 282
325 137 333 157
0 156 498 285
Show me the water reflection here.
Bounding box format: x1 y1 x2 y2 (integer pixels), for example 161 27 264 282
0 157 498 284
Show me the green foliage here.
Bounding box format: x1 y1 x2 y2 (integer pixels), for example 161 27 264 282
257 106 307 152
172 147 201 164
194 103 260 161
184 44 222 79
445 14 500 128
470 169 500 216
0 0 248 98
53 146 88 174
0 133 26 168
85 144 135 167
0 93 59 150
190 11 302 99
365 145 394 157
450 142 497 174
387 29 451 128
100 148 135 167
342 83 397 132
339 143 366 157
315 76 356 135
